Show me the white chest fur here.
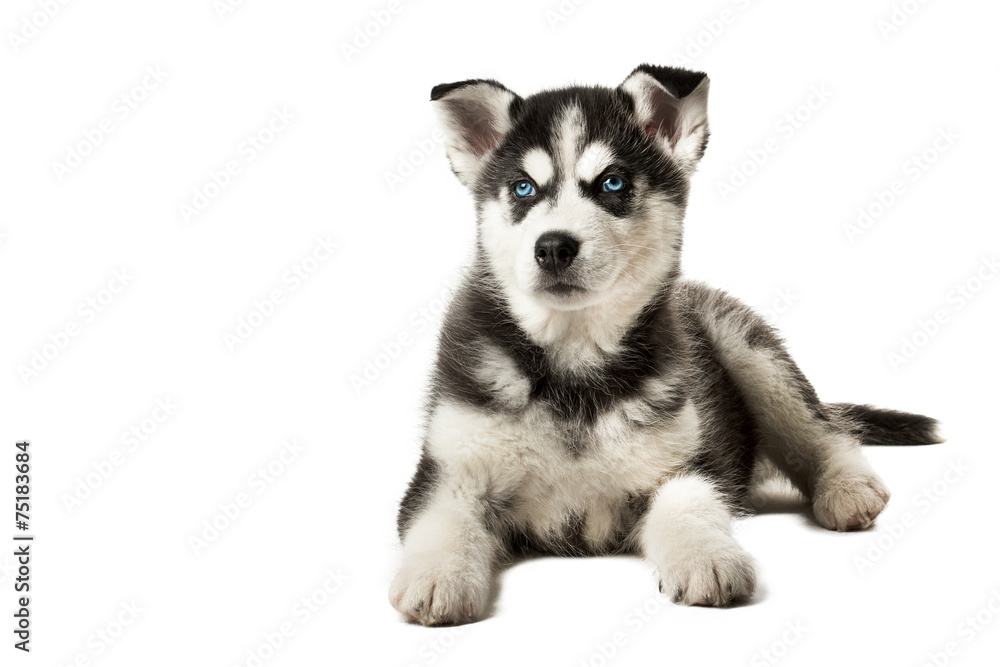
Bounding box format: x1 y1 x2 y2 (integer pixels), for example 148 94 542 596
426 394 701 548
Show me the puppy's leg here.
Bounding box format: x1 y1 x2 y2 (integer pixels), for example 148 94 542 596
727 343 889 531
390 474 499 625
690 284 890 531
639 473 756 606
391 403 513 625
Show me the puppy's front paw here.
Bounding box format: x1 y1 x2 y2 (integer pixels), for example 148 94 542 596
813 468 890 531
658 541 756 607
389 555 491 626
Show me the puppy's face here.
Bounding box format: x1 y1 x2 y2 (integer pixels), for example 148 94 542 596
433 66 710 313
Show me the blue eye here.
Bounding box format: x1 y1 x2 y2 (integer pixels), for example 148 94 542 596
514 180 535 198
602 175 626 192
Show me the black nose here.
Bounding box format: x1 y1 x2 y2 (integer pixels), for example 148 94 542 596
534 232 579 273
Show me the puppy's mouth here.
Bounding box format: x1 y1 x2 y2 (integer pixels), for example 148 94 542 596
537 279 586 297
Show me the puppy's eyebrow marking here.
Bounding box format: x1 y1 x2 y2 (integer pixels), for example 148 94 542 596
522 148 554 187
575 142 616 183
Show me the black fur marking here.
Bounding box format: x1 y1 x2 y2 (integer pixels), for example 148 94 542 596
577 168 636 218
430 78 511 102
505 504 641 558
396 449 440 539
689 281 830 426
828 403 942 446
432 269 687 456
677 294 760 509
626 490 652 517
475 85 690 225
481 490 515 536
630 64 707 99
744 319 774 349
507 174 548 224
561 512 590 555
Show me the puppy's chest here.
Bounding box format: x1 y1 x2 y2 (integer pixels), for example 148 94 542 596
510 399 698 522
429 393 700 550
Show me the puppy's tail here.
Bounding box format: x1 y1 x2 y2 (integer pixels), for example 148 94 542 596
826 403 944 446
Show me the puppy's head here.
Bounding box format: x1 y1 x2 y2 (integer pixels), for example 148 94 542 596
432 65 709 313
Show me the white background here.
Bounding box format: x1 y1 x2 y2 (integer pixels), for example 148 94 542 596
2 0 999 665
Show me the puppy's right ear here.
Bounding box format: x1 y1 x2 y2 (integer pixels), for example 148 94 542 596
620 65 710 173
431 79 519 188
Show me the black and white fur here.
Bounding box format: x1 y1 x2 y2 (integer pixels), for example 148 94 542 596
390 65 941 625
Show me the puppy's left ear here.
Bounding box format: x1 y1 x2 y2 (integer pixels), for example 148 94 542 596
620 65 710 173
431 79 520 188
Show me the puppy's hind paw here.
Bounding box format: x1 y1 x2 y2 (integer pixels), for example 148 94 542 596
813 469 890 531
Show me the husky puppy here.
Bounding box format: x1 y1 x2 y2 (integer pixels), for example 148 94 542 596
390 65 940 625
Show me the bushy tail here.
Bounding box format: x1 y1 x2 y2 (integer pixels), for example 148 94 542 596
826 403 944 446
